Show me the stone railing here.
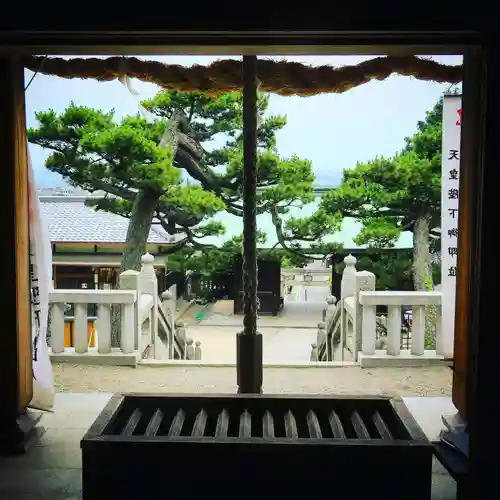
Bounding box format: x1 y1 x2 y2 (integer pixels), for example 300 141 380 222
337 254 444 368
49 288 141 366
310 254 444 367
358 291 442 360
310 295 341 362
157 292 200 360
49 253 201 366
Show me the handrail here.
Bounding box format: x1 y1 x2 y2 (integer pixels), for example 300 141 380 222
328 306 342 360
344 296 356 319
318 301 341 361
49 289 136 304
157 299 185 359
158 299 173 332
138 294 154 324
358 290 441 306
172 330 185 359
157 302 172 350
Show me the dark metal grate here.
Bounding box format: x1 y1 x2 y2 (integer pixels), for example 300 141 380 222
101 397 413 442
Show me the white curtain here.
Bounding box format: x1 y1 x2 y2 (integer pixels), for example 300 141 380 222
27 150 55 411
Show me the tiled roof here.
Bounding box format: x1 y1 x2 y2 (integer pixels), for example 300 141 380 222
40 196 171 244
38 188 414 250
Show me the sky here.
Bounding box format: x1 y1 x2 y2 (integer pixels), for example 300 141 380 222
25 54 463 187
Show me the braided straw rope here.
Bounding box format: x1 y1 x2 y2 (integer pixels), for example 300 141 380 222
242 55 259 336
23 55 462 96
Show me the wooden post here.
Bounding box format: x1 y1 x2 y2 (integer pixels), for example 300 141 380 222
465 43 500 498
236 55 263 394
0 57 38 453
452 51 482 421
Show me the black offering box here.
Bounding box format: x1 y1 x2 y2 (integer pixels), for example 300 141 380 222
81 394 432 499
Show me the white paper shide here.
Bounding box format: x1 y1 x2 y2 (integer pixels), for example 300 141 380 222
440 94 462 357
28 153 55 411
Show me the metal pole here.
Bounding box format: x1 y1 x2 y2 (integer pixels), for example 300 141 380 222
236 55 263 394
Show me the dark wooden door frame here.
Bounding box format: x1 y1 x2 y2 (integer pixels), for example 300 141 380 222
461 43 499 498
0 28 497 497
0 57 33 453
453 52 481 420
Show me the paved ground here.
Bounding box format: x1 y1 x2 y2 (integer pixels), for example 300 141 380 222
0 392 457 498
188 325 318 363
198 286 329 328
179 301 211 325
183 287 329 363
264 327 317 363
52 364 452 396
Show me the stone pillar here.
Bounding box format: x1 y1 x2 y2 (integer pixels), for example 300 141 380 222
340 255 357 298
310 343 318 362
354 270 376 355
120 270 141 350
194 341 202 360
316 322 326 348
139 253 159 354
324 295 337 323
186 339 195 360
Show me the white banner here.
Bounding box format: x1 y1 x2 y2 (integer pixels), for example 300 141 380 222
118 74 155 122
28 152 55 411
440 94 462 357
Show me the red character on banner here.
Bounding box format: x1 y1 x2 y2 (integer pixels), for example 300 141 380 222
456 108 462 126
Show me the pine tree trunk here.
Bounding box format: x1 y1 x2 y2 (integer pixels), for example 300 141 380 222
111 188 159 346
120 188 160 273
111 117 180 348
411 214 435 348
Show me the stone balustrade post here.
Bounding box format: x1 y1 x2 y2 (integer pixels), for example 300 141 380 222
49 302 65 354
355 270 376 358
175 320 187 359
310 343 318 362
96 304 112 354
139 253 159 354
361 304 377 355
375 315 388 350
74 303 88 354
161 289 175 359
341 255 357 299
386 306 402 356
411 305 426 356
186 338 195 360
119 270 141 350
324 295 337 324
195 341 202 360
316 321 326 348
340 255 356 361
120 302 135 354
